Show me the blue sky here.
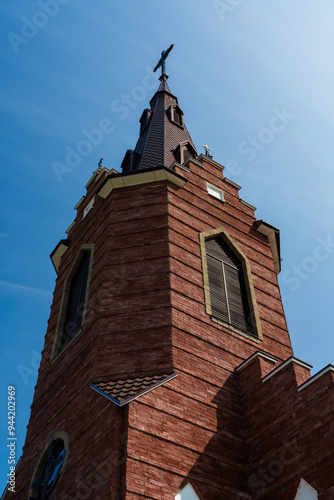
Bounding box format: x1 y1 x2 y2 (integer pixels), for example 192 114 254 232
1 0 334 489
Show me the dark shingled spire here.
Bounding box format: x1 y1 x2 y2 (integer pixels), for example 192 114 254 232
121 74 197 172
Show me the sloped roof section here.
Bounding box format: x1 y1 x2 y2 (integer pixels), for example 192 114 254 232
133 75 197 170
91 372 177 406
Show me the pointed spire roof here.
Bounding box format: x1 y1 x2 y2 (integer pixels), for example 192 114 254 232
122 75 197 172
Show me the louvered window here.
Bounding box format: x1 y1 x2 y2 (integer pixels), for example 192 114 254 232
206 237 253 333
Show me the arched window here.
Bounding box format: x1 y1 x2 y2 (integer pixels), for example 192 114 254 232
64 251 90 335
29 431 69 500
52 245 94 360
200 229 262 339
205 236 252 333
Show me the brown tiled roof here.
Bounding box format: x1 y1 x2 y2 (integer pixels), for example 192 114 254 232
91 372 177 407
133 75 197 170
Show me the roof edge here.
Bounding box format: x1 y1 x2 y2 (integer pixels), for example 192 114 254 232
262 356 313 383
254 220 281 274
298 364 334 392
235 351 278 373
91 372 178 407
97 166 187 199
50 239 70 274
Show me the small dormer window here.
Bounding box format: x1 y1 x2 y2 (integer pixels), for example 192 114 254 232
173 107 182 126
121 150 141 173
174 141 197 165
139 109 152 135
169 105 184 128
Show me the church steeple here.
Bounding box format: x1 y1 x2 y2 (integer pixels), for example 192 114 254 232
121 71 197 172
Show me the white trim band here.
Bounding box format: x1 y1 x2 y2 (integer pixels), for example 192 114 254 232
262 357 313 383
298 365 334 392
235 351 277 373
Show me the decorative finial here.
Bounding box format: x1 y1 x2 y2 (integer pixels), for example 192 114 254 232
98 158 103 167
202 145 213 158
153 44 174 77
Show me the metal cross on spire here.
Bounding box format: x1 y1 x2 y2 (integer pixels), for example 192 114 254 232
153 44 174 77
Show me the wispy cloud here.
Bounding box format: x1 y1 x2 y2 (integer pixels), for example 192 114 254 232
0 279 52 298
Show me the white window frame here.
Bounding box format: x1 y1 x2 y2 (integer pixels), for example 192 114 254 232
207 183 224 202
83 197 94 219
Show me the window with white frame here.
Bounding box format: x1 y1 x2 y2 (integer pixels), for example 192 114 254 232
207 183 224 201
83 197 94 219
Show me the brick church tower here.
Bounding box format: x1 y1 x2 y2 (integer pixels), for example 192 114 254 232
7 53 334 499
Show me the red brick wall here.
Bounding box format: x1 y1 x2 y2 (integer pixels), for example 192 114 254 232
123 157 294 499
238 357 334 499
13 174 174 498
